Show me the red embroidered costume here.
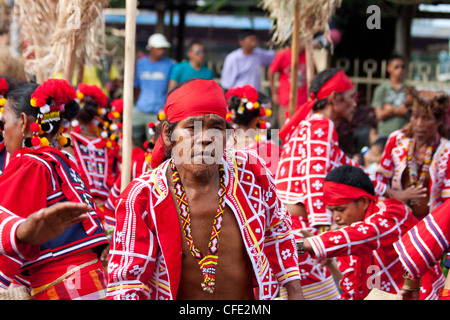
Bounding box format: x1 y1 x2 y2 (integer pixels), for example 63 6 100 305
308 197 444 299
107 148 300 300
0 147 108 299
375 129 450 212
103 146 150 230
275 71 387 299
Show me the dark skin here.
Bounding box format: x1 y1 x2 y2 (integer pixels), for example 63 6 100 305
384 109 442 218
162 114 303 300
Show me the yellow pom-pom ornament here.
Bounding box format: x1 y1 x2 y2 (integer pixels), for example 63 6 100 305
76 92 85 100
158 112 166 121
58 135 68 146
0 98 6 107
30 98 37 107
40 137 50 147
265 109 272 117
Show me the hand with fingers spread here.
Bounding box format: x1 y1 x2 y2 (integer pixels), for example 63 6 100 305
16 202 91 245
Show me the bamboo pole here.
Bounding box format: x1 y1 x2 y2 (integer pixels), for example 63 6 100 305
304 34 315 96
288 0 300 117
120 0 137 191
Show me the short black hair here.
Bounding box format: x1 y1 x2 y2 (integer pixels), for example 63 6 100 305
187 39 204 50
237 29 256 40
387 54 405 65
324 165 375 196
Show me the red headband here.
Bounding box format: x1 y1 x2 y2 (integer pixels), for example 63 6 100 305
151 79 227 168
164 79 227 122
323 181 377 206
278 70 354 141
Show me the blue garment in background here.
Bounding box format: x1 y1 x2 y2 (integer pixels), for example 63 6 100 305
134 56 174 114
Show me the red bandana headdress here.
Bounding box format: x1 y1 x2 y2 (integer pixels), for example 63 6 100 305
323 181 377 219
278 70 354 142
29 78 77 148
150 79 227 168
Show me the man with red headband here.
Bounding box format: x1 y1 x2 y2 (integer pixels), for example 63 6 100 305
107 79 303 300
300 165 444 300
275 68 380 299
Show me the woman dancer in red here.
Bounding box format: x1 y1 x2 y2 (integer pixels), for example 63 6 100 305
0 79 108 300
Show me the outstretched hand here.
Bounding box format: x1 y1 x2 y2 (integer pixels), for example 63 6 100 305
16 202 91 245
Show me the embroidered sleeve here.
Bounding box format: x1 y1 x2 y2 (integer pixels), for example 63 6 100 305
107 180 158 300
246 150 301 286
394 200 450 279
308 200 413 260
0 208 40 260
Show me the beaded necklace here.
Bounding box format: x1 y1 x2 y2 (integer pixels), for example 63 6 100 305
406 137 438 187
171 160 226 293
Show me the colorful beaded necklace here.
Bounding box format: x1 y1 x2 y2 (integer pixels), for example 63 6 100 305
171 160 226 293
406 137 438 187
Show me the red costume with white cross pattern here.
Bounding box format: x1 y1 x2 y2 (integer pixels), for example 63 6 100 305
307 198 445 300
107 148 301 300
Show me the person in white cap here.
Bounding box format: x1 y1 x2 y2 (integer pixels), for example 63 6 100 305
133 33 174 149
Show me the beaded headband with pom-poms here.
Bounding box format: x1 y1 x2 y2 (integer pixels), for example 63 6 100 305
72 83 109 137
225 84 273 132
28 79 76 148
0 77 8 122
104 98 124 151
0 78 8 142
144 121 159 166
75 83 108 113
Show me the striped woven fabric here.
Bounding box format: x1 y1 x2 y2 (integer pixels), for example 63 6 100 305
278 275 339 300
394 200 450 280
31 260 107 300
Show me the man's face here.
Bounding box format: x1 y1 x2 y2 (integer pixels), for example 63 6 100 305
238 35 258 53
332 88 357 123
410 109 441 143
168 114 227 172
326 198 368 228
187 44 206 65
387 58 405 80
149 47 166 60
